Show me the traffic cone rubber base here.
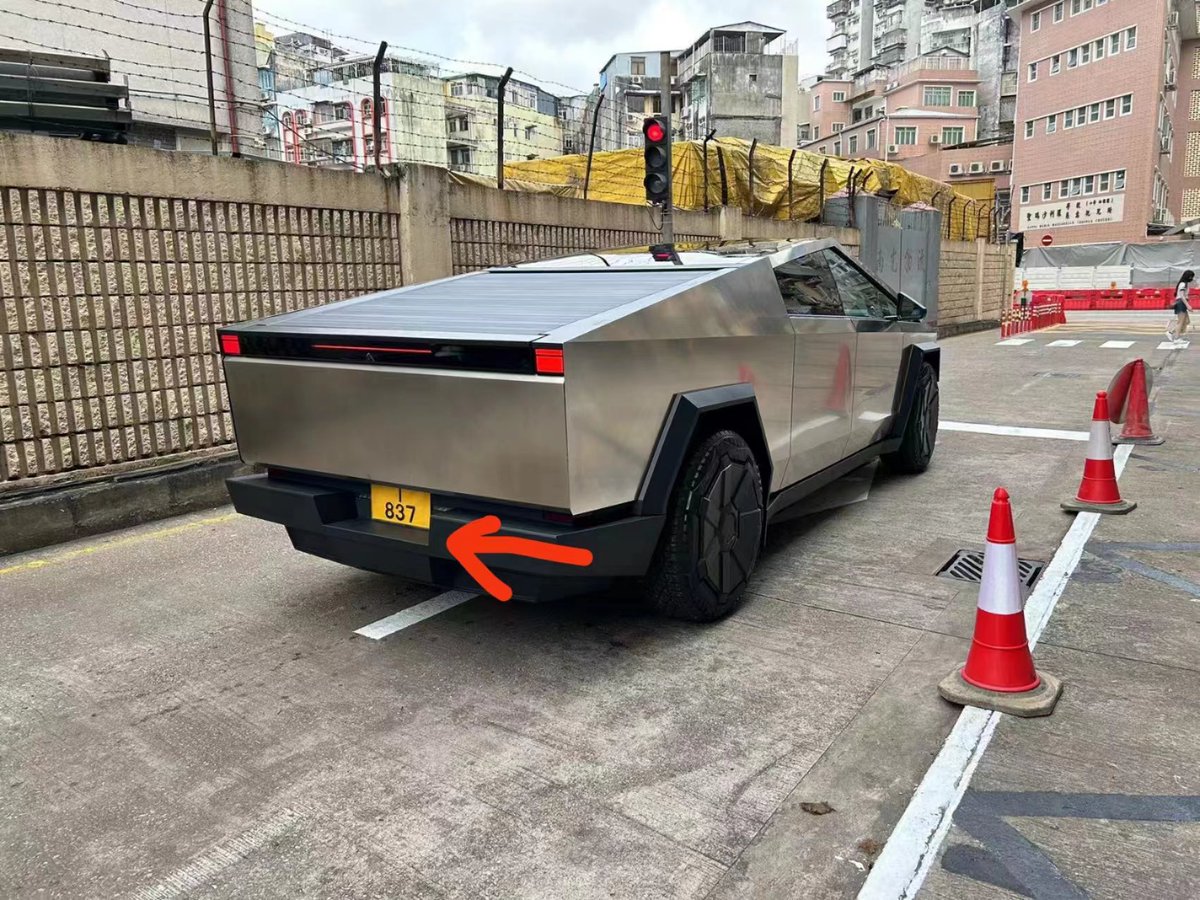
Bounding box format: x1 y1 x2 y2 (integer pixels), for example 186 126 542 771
939 668 1062 717
1113 433 1164 446
1060 496 1137 515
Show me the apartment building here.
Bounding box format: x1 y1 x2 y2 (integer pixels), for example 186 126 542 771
444 71 565 174
4 0 260 153
596 51 681 151
1010 0 1189 244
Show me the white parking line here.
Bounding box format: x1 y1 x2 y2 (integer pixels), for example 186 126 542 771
939 421 1089 441
1046 339 1082 347
1100 340 1135 349
354 590 477 640
858 444 1134 900
995 338 1033 346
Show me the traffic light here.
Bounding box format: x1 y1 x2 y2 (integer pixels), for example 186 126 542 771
643 115 671 205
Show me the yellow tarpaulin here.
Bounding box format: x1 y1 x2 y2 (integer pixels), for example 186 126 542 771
453 138 992 240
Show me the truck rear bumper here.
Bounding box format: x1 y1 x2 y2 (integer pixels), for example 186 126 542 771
227 474 664 602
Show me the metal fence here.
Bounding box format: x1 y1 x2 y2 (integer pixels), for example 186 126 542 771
0 185 403 484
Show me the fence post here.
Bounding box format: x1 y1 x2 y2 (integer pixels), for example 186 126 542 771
747 138 758 218
945 196 956 238
702 129 716 211
496 67 513 188
715 145 729 206
372 41 387 172
202 0 218 156
818 159 828 223
787 148 796 221
583 93 604 199
398 164 453 284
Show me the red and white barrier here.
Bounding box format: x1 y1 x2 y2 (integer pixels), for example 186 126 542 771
1061 391 1137 514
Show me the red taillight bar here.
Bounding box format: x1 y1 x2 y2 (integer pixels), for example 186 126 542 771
311 344 433 355
220 333 241 355
534 347 564 375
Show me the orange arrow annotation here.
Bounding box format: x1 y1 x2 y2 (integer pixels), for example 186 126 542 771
445 514 594 602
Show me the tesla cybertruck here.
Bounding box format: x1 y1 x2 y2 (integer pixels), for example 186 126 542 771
219 239 939 620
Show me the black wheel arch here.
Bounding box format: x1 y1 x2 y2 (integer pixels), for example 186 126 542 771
635 384 773 518
887 342 940 442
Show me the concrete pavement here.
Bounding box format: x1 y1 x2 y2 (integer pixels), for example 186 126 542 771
0 313 1194 898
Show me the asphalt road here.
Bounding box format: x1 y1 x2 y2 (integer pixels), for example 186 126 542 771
0 316 1192 899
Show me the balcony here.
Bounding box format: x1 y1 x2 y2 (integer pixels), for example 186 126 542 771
827 33 849 53
878 27 906 49
874 46 905 66
827 0 850 17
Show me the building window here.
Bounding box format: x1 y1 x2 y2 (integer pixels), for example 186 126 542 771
895 126 917 145
1110 33 1121 54
1025 120 1035 138
848 135 858 153
867 128 877 149
813 125 821 139
832 122 845 132
1115 169 1126 189
525 125 537 139
833 90 846 102
924 85 952 105
1076 105 1087 124
1028 62 1038 82
449 146 471 168
957 90 976 107
1084 175 1095 194
814 94 822 111
834 140 842 155
1047 114 1057 133
1083 0 1092 9
1043 183 1053 200
1060 180 1069 198
630 56 646 76
798 124 811 142
942 126 965 145
1053 1 1064 21
1068 48 1078 68
1064 109 1075 128
1051 55 1061 75
1070 0 1081 14
1031 11 1041 30
1121 93 1133 115
1099 172 1110 192
1094 39 1105 61
749 73 758 84
1125 27 1137 50
1021 186 1030 204
1089 103 1100 123
1081 43 1091 65
1104 98 1115 118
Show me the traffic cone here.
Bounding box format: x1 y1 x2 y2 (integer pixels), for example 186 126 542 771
1113 359 1163 445
825 343 852 414
1061 391 1137 514
939 488 1062 716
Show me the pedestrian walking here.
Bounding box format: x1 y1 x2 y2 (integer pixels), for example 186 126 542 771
1168 270 1193 343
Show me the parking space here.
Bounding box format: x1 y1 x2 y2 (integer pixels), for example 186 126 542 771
0 315 1191 898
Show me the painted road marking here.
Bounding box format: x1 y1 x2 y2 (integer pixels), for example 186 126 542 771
859 444 1134 900
0 513 239 577
940 421 1089 442
995 338 1033 346
1158 340 1190 349
1046 339 1082 347
1100 340 1135 348
354 590 477 640
132 805 307 899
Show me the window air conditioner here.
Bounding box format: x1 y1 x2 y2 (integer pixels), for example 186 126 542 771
948 163 963 175
969 162 984 174
989 160 1004 172
887 144 900 155
929 134 941 144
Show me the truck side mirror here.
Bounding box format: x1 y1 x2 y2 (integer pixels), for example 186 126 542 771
897 292 927 321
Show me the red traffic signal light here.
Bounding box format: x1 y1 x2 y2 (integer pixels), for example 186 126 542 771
645 121 665 143
642 115 671 205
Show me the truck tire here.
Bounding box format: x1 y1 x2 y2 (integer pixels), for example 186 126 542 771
882 362 939 474
644 430 765 622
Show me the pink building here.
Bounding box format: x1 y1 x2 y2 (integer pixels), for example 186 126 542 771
1010 0 1193 245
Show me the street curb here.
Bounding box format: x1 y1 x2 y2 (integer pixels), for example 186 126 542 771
0 457 258 557
937 320 1000 339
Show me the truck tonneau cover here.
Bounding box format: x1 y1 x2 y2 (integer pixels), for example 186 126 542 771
234 268 716 341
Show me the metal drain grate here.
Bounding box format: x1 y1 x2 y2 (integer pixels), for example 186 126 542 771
937 549 1044 589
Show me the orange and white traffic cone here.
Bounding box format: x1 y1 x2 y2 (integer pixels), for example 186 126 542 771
939 488 1062 716
1061 391 1137 514
1113 359 1164 445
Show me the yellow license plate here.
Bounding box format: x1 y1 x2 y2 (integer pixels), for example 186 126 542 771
370 484 432 529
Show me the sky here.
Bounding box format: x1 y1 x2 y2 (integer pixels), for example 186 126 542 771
255 0 831 96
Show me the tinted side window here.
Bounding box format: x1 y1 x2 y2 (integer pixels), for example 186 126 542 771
774 254 843 316
821 250 898 318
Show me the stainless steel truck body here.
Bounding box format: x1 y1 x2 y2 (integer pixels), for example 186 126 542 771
221 239 940 620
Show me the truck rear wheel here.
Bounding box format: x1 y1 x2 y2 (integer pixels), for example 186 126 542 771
881 362 939 474
644 430 765 622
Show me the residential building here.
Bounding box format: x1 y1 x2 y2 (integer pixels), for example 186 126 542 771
1010 0 1192 244
4 0 260 153
676 22 802 145
596 51 681 151
443 71 565 175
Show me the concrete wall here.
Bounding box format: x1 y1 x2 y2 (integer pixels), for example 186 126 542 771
937 239 1016 334
0 130 1007 492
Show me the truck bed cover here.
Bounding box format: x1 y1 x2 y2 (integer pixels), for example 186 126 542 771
234 268 721 341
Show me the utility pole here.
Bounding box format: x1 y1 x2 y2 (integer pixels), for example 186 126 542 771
372 41 387 172
658 50 673 244
202 0 218 156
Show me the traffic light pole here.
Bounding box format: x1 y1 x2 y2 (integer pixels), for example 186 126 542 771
659 50 674 244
